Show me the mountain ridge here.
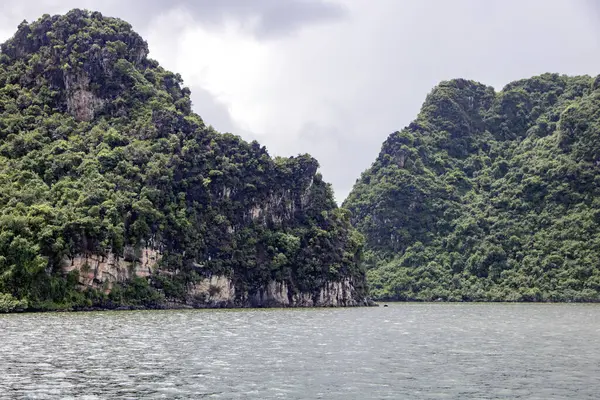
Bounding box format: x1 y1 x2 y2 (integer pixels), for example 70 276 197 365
0 9 369 312
344 73 600 302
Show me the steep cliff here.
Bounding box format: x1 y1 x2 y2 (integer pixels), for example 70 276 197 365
0 10 368 311
345 74 600 302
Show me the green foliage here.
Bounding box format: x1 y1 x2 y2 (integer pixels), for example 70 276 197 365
0 9 366 311
345 73 600 302
0 292 27 312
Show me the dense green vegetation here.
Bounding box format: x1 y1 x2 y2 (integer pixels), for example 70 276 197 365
344 74 600 302
0 10 366 311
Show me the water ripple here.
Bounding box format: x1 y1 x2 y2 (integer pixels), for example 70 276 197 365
0 304 599 399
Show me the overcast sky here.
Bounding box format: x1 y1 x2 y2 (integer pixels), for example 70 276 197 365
2 1 600 202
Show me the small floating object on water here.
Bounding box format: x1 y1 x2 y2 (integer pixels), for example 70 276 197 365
383 304 388 307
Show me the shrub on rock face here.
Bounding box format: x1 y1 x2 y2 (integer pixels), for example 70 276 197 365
0 293 27 312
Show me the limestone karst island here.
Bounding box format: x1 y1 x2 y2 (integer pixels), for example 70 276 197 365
1 9 600 312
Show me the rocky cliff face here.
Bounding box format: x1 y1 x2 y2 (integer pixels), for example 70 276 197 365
64 255 368 307
1 10 149 122
189 275 366 308
64 71 106 121
63 247 160 292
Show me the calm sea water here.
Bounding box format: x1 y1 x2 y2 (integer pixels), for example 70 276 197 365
1 303 599 399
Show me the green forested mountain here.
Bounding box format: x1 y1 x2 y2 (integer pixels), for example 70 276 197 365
0 10 367 311
344 74 600 302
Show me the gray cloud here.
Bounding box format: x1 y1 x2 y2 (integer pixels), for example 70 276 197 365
260 0 600 202
0 0 346 39
189 86 238 133
133 0 347 38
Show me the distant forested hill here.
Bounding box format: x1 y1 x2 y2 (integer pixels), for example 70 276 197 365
344 74 600 302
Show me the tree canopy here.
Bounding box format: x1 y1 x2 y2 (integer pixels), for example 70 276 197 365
344 74 600 302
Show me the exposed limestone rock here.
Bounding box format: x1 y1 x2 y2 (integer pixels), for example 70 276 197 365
246 189 301 225
63 71 105 121
397 152 407 168
63 247 160 292
249 205 262 220
189 275 365 308
62 255 368 307
221 187 232 199
189 275 236 307
316 278 357 306
252 280 292 306
300 176 314 209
